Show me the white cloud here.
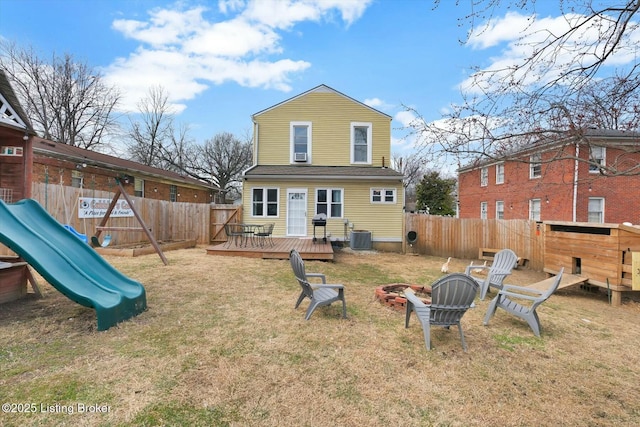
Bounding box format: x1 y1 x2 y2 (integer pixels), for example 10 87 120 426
461 11 640 95
106 0 372 112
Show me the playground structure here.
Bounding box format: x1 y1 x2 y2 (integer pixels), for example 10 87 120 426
0 199 147 330
90 176 168 265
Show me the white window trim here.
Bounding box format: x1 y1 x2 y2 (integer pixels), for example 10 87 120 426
350 122 372 165
496 163 504 184
370 188 396 204
290 121 312 164
480 167 488 187
589 146 606 174
496 201 504 219
588 197 605 223
530 154 542 179
252 187 280 218
316 188 344 218
480 201 488 219
529 198 541 221
134 177 144 197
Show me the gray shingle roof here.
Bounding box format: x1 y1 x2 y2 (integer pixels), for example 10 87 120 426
244 165 404 180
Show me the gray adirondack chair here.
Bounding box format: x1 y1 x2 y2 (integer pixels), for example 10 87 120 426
404 273 479 352
483 268 564 337
289 249 347 320
465 249 518 300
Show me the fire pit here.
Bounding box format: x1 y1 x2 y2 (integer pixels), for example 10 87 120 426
375 283 431 311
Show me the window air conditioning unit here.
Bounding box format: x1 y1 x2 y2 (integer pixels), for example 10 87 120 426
294 152 307 162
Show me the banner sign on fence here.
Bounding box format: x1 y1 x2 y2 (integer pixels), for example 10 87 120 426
78 197 134 219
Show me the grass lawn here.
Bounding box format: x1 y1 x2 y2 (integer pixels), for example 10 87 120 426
1 247 640 426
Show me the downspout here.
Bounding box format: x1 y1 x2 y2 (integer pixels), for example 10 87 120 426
572 142 579 222
253 120 259 166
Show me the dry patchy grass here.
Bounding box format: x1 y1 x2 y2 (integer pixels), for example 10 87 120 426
1 248 640 426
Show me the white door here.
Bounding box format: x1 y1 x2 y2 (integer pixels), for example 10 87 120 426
287 189 307 236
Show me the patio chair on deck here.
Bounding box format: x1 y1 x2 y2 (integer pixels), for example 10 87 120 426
404 273 478 352
289 249 347 320
465 249 518 300
254 223 274 247
224 223 245 247
484 268 564 337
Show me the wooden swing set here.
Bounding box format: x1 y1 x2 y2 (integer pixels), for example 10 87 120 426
90 176 168 265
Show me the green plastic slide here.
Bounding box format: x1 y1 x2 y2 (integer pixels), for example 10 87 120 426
0 199 146 330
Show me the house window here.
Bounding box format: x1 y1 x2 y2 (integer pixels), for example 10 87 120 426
529 199 541 221
480 167 488 187
496 201 504 219
134 177 144 197
71 170 83 188
252 188 279 217
480 202 488 219
371 188 396 203
496 163 504 184
170 185 177 202
316 188 343 218
290 122 311 163
589 146 605 173
588 197 604 223
351 122 372 164
530 154 542 179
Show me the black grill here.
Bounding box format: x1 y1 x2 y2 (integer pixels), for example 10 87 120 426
312 214 327 243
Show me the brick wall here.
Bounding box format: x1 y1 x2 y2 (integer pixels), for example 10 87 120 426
459 144 640 223
32 154 213 203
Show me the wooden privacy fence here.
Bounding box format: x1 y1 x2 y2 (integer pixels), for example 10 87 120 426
405 214 545 270
27 182 210 247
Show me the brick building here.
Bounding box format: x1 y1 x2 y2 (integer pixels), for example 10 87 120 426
457 129 640 224
1 68 216 205
30 138 217 204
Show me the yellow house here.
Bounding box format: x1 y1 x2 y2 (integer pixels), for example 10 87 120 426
243 84 405 251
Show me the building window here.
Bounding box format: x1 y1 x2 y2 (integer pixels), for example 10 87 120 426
530 154 542 178
529 199 541 221
71 170 83 188
290 122 311 163
480 167 488 187
496 201 504 219
480 202 488 219
588 197 604 223
316 188 343 218
134 177 144 197
371 188 396 203
252 188 279 217
589 146 605 173
170 185 177 202
351 122 372 164
496 163 504 184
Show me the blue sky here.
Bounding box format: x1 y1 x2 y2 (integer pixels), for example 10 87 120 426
0 0 610 166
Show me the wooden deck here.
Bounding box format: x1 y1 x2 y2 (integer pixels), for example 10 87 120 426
206 237 334 260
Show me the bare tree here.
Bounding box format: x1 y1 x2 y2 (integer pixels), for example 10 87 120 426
413 1 640 174
126 85 174 166
0 41 121 149
188 132 253 202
